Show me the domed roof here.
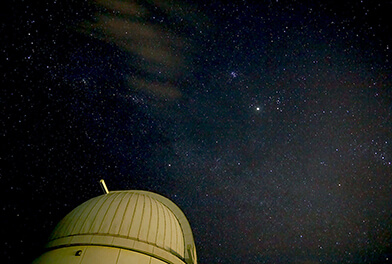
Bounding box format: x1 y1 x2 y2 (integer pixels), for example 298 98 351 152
46 191 197 264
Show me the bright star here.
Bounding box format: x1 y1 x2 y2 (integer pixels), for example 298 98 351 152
230 71 238 78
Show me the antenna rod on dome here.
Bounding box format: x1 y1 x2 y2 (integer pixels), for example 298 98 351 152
99 179 109 194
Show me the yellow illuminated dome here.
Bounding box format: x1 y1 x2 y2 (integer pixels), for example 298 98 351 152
33 190 197 264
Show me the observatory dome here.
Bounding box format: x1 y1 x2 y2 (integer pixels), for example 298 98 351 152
33 190 197 264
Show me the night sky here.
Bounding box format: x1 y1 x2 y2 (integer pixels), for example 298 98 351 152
3 0 392 263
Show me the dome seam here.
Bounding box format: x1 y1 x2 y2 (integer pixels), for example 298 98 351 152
97 191 121 233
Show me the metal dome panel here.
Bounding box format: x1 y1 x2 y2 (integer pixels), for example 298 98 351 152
45 191 196 264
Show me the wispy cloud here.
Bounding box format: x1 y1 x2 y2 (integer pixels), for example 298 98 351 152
79 0 193 100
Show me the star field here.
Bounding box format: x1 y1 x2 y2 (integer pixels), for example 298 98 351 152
3 0 392 263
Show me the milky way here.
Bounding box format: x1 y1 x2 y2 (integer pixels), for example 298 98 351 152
3 1 391 263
